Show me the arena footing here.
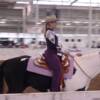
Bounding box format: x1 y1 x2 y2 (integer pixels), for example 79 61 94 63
0 91 100 100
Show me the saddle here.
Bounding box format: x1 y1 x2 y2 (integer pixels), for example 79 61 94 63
33 53 70 73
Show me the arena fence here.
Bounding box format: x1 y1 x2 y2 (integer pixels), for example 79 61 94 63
0 91 100 100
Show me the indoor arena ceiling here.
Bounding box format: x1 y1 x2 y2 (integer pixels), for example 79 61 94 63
0 0 100 33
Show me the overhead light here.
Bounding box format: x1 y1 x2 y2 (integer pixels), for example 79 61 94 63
0 21 6 24
73 21 81 24
41 20 45 23
16 1 29 4
65 23 71 26
95 24 100 27
13 6 23 9
0 19 6 24
36 22 41 25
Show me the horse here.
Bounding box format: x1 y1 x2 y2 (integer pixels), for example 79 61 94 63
0 51 100 93
64 51 100 91
0 52 72 93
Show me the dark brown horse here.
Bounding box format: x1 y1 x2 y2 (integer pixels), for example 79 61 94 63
0 54 70 93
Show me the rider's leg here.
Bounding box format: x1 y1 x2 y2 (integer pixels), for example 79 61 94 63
45 52 63 92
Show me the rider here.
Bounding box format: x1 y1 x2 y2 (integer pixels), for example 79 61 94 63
43 15 64 92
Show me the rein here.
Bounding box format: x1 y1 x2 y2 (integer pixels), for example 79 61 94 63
68 54 92 80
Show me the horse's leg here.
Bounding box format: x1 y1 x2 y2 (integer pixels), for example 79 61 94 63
3 57 29 93
0 62 4 93
4 67 25 93
23 86 40 93
3 78 8 93
85 79 91 90
4 71 26 93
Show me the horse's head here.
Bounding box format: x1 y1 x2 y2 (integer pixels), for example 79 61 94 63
63 51 100 91
74 51 100 79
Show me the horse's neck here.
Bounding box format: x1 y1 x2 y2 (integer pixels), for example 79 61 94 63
75 52 100 79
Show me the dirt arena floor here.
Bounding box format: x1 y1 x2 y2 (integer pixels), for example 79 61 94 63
22 74 100 93
24 74 100 92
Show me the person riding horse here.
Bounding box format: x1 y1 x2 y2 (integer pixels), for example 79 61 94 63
42 15 64 92
0 16 71 93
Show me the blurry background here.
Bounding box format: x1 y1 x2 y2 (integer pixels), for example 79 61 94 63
0 0 100 49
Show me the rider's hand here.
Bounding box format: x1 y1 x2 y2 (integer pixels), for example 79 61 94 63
57 45 62 52
76 53 82 56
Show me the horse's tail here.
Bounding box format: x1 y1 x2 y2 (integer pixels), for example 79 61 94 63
0 62 4 93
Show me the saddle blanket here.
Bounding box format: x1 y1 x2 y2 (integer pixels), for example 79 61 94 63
27 55 74 79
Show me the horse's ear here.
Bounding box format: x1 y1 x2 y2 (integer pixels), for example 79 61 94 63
76 53 82 57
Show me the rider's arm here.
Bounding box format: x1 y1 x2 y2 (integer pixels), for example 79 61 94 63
46 30 63 52
46 30 58 47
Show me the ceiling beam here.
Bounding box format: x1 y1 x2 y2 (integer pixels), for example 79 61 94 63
70 0 78 5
